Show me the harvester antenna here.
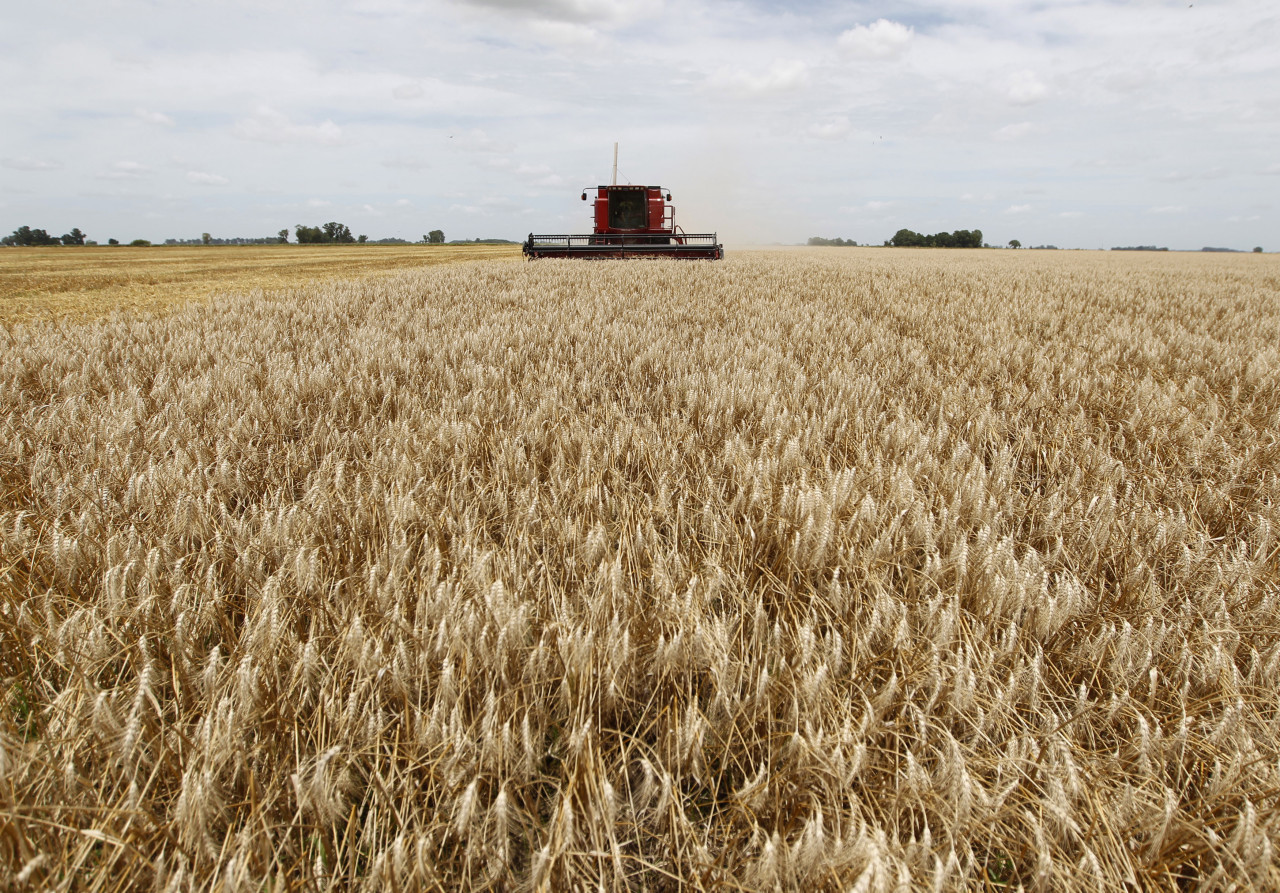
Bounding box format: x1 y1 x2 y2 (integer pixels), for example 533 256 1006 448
612 142 618 186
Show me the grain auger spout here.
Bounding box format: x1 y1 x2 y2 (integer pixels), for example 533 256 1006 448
524 183 724 260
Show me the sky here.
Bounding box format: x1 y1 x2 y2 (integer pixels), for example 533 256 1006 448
1 0 1277 249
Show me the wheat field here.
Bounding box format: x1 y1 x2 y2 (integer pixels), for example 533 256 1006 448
1 248 1278 891
0 243 520 324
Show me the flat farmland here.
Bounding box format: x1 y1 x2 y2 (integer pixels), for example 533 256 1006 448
0 243 521 324
1 248 1278 891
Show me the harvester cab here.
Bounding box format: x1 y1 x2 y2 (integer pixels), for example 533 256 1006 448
523 164 723 259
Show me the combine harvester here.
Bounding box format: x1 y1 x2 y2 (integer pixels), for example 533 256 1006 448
523 145 724 260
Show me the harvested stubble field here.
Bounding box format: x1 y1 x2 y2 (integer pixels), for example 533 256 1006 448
0 243 520 324
1 248 1279 891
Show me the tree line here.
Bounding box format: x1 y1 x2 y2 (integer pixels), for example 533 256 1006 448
292 224 445 244
888 228 983 248
4 221 457 247
2 226 88 246
294 222 356 244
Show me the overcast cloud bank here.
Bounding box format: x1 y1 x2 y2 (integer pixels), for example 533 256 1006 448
1 0 1276 248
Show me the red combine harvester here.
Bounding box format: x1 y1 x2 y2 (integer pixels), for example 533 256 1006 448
523 185 724 260
523 147 723 260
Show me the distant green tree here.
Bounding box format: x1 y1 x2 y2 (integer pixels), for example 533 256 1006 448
108 238 120 246
201 232 212 245
428 229 445 244
60 228 86 246
322 222 355 243
278 229 289 244
888 228 981 248
295 222 355 244
1255 246 1264 253
1008 239 1021 249
129 239 151 247
3 226 60 246
358 234 368 243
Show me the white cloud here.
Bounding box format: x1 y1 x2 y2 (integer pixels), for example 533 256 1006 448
1160 168 1228 182
307 198 332 208
455 0 653 25
528 20 601 47
1006 70 1048 105
187 171 229 186
1149 205 1186 214
135 108 175 126
393 83 425 100
807 117 852 140
994 122 1035 141
232 107 344 145
3 157 61 171
709 59 808 95
99 161 150 180
448 195 533 216
514 162 565 187
361 203 384 216
837 200 893 215
451 129 514 154
1004 204 1032 214
382 157 431 170
838 19 913 60
480 195 533 213
1103 69 1154 95
0 0 1275 247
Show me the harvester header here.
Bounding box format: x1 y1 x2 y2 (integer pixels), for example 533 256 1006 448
523 183 723 260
